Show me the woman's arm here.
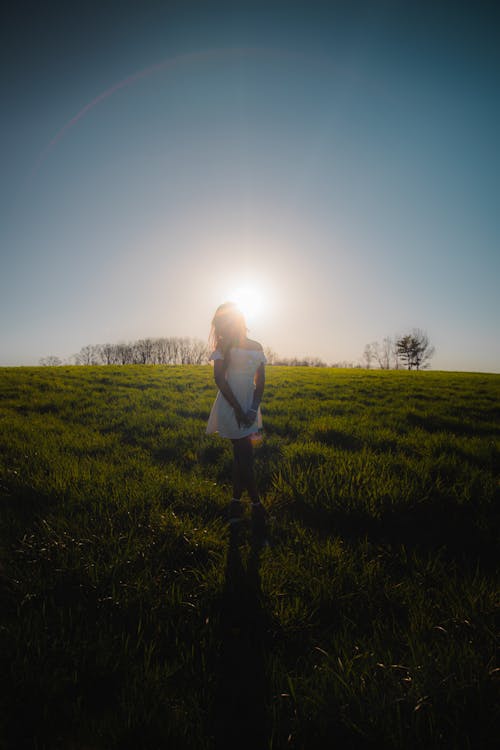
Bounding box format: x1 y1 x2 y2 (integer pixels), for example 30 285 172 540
248 363 265 416
213 359 251 426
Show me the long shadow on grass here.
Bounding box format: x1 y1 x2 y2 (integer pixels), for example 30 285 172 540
211 530 271 749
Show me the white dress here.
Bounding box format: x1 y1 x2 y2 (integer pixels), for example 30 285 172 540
206 347 267 439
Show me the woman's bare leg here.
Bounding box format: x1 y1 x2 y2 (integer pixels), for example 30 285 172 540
231 437 266 536
231 439 244 499
232 436 259 502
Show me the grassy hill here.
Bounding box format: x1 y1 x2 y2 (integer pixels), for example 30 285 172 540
1 365 499 749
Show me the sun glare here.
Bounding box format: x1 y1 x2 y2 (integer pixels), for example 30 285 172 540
228 285 265 324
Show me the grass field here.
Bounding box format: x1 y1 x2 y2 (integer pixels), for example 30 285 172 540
1 365 499 749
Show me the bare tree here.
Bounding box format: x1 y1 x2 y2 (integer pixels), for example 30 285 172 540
149 338 162 365
115 342 133 365
264 347 277 365
164 337 179 364
39 355 62 366
189 339 209 364
370 338 393 369
362 344 374 369
74 345 102 365
176 337 190 364
381 337 394 369
155 337 170 364
101 343 117 365
133 338 155 364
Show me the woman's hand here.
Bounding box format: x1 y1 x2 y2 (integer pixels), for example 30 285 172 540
245 408 258 424
235 406 252 428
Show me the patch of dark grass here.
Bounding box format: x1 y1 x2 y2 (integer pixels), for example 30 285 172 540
407 411 500 437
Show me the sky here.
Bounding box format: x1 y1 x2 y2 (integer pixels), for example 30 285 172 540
1 0 499 371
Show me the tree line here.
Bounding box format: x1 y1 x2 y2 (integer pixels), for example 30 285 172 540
41 342 331 367
40 329 435 369
41 337 209 367
263 349 329 367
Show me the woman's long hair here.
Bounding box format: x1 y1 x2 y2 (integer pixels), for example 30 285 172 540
209 302 247 363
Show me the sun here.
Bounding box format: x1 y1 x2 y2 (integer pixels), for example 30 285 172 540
228 284 266 324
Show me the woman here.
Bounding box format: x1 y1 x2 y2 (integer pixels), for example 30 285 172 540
206 302 267 532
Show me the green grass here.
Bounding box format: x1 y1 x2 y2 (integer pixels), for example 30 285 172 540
0 365 499 749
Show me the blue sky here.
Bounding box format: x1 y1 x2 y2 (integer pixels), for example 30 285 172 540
1 1 499 370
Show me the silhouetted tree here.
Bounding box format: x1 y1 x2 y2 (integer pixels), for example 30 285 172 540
133 338 154 364
101 343 114 365
114 343 133 364
74 345 102 365
396 329 435 370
